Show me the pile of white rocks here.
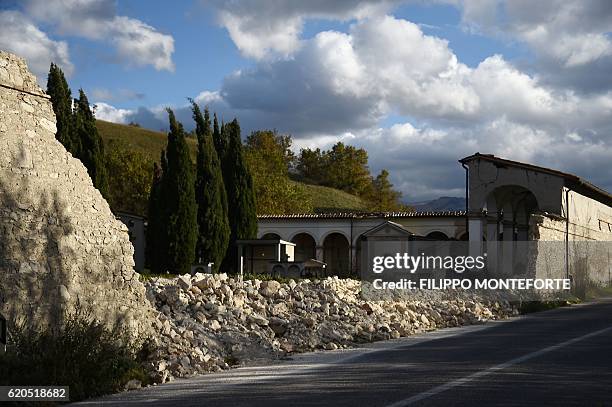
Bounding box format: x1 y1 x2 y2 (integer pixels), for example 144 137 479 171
143 274 517 383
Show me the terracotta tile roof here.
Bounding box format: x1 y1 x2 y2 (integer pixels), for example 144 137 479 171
258 211 466 220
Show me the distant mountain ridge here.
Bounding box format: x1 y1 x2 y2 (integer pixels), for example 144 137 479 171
409 196 465 212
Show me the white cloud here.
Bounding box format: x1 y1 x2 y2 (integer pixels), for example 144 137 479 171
209 0 397 59
216 13 612 198
459 0 612 90
218 15 585 133
291 132 357 151
0 11 73 83
316 115 612 200
217 10 303 60
21 0 175 71
93 102 134 124
107 16 175 71
195 90 223 105
114 11 612 200
83 3 612 200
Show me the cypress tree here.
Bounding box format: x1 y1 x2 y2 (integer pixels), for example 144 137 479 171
73 89 108 197
162 109 198 275
146 161 164 273
213 113 228 162
221 118 258 274
191 102 230 272
47 63 78 154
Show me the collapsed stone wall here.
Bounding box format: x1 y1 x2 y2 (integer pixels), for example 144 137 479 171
0 50 154 338
144 274 517 382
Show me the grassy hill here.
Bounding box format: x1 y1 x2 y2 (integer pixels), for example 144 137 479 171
96 120 368 214
97 119 198 161
296 182 368 212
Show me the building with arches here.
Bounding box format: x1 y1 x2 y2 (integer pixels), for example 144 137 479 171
115 152 612 281
460 153 612 281
258 211 466 277
258 153 612 280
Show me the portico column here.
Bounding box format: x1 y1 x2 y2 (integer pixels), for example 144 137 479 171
468 211 484 258
350 245 358 276
486 213 499 274
315 245 324 262
514 224 530 275
502 220 514 275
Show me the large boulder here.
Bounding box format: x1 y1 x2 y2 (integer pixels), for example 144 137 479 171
0 51 154 339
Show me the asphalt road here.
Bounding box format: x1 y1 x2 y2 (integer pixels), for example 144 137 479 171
74 299 612 407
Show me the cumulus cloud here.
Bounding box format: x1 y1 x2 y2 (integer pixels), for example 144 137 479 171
20 0 175 71
216 14 612 199
217 16 591 133
94 102 134 124
96 5 612 200
459 0 612 92
195 90 223 105
329 116 612 200
0 11 73 82
208 0 397 59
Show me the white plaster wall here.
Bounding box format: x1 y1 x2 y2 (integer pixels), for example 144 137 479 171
258 216 466 246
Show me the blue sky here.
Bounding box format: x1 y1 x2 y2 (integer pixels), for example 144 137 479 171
55 1 247 109
2 0 612 200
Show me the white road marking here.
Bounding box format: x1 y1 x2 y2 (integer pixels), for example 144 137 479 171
386 325 612 406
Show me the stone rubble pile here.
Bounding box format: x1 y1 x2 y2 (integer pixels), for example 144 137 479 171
144 274 517 383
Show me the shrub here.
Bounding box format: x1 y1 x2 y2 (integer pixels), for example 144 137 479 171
0 313 150 402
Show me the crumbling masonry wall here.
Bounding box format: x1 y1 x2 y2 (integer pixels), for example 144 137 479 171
0 50 154 338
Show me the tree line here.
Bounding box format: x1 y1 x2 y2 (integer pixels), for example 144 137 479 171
47 63 407 274
47 63 257 275
244 133 407 213
146 104 258 275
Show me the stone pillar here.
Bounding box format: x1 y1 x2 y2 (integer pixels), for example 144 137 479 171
486 214 499 274
275 243 281 261
315 245 324 262
350 245 358 276
468 213 484 258
502 220 515 275
515 224 530 275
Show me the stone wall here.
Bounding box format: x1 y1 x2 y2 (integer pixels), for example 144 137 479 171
530 212 612 286
0 50 154 338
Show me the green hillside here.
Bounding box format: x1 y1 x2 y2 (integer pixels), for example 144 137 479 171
297 182 368 212
96 120 368 213
97 119 198 161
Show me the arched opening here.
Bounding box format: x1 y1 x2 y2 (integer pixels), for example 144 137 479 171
261 232 281 240
484 185 539 275
291 233 316 262
323 233 350 277
426 231 449 241
484 185 539 242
